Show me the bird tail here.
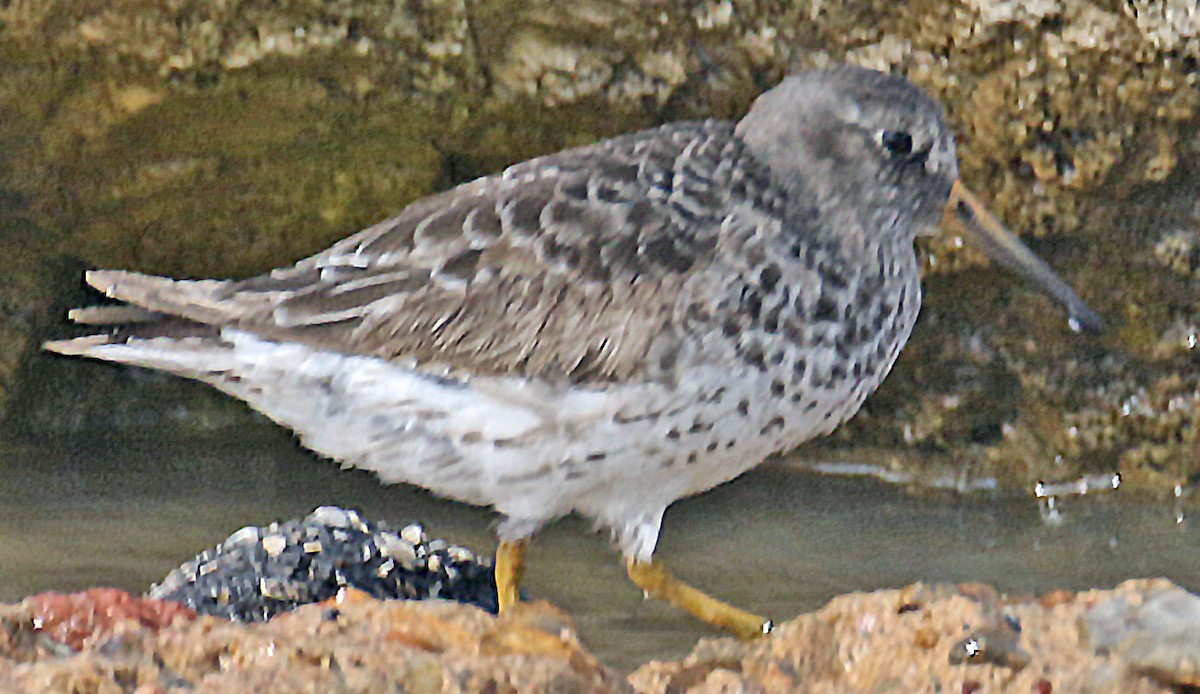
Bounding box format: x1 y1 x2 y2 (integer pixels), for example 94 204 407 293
43 270 236 368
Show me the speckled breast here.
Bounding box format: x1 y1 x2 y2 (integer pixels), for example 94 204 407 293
675 216 924 458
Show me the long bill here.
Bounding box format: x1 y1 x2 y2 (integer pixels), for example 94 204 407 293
945 182 1104 334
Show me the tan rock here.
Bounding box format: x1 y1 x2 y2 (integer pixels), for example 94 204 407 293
0 592 629 693
631 579 1186 693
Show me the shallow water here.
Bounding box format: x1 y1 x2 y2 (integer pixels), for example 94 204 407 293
1 429 1195 672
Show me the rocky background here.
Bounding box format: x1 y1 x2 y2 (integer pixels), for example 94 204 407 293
0 0 1197 493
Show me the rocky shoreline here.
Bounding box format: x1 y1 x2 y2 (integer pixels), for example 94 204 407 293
4 578 1197 692
2 508 1197 693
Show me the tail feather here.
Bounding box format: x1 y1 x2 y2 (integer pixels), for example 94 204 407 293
84 270 237 324
44 334 117 357
67 305 163 325
44 332 241 382
45 269 240 360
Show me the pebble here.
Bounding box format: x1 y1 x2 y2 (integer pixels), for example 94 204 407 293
400 524 424 545
947 625 1031 671
261 535 286 557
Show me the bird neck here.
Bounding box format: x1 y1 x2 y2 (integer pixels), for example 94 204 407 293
809 198 917 260
736 129 920 252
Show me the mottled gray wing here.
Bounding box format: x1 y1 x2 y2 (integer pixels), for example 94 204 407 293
219 120 777 384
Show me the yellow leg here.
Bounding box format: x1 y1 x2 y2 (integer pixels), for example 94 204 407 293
627 559 773 640
495 539 528 613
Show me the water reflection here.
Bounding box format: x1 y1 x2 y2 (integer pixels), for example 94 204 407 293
1 430 1196 671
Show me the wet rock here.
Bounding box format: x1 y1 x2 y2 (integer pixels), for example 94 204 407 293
0 215 60 426
1086 582 1200 688
150 506 498 621
1153 228 1200 279
1 0 1198 493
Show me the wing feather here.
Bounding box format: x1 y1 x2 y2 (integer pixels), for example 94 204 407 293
79 120 782 385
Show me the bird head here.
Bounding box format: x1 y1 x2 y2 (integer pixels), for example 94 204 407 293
736 64 958 239
736 64 1102 333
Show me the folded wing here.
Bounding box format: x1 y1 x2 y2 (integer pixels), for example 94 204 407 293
55 120 780 385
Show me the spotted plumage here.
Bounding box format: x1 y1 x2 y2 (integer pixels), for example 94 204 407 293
46 66 1092 624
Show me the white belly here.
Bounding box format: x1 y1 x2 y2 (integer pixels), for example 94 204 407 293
86 329 865 528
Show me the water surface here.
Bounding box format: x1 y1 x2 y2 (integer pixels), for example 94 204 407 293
1 429 1195 672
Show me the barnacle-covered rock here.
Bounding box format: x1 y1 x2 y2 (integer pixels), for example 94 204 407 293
151 506 498 620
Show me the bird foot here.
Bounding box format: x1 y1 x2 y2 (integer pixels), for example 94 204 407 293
626 558 773 640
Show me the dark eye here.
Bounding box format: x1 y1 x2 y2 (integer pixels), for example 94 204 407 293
879 130 913 156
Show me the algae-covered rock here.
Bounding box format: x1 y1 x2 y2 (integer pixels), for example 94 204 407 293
0 0 1196 492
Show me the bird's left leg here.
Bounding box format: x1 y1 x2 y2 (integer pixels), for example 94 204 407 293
495 516 540 613
615 510 773 639
495 538 527 613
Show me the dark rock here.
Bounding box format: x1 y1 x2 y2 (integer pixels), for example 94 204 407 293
150 506 498 620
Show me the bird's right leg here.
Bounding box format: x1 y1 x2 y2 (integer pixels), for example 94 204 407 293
626 558 773 639
615 509 772 639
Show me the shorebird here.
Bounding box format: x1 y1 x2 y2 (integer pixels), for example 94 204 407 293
46 65 1100 638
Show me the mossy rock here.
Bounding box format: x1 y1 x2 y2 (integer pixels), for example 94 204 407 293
1 0 1197 493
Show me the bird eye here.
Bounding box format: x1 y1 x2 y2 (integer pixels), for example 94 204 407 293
879 130 913 156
